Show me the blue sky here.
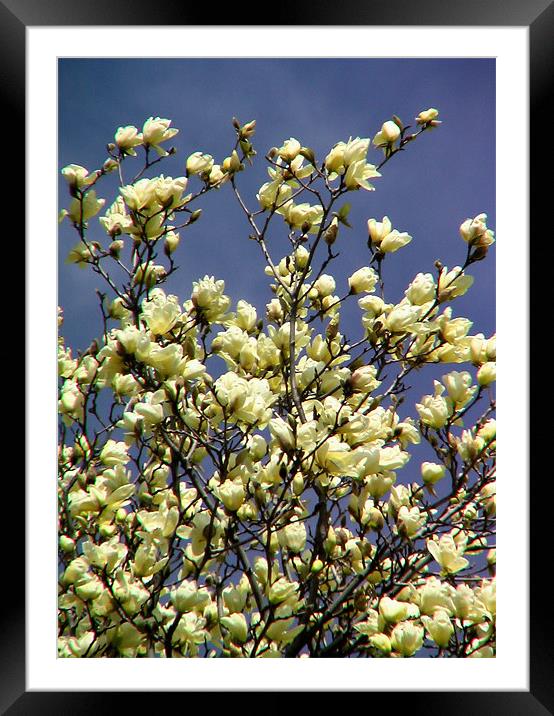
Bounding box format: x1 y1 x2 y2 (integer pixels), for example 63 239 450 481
58 57 495 440
59 58 495 349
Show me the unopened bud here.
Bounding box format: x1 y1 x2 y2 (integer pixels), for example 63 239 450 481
326 320 339 340
102 158 119 173
392 115 404 129
99 523 117 538
292 474 304 496
370 634 392 654
310 559 324 574
222 150 241 174
59 536 75 553
368 508 384 531
115 507 127 522
300 146 315 164
324 220 339 246
109 239 124 258
470 246 488 262
240 120 257 139
164 231 180 256
324 527 337 554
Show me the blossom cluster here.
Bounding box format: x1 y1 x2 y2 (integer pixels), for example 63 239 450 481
58 111 495 658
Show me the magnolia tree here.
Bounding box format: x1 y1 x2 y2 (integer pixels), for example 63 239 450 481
58 111 496 659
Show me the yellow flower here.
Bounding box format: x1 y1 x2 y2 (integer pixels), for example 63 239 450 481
415 108 439 124
373 120 401 147
61 164 97 188
142 116 178 156
427 533 469 575
115 125 143 155
391 622 424 656
344 160 381 191
348 267 378 294
216 478 245 512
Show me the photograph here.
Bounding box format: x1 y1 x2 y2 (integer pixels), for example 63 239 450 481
57 56 497 659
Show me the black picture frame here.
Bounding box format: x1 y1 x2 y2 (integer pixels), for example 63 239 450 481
8 0 549 712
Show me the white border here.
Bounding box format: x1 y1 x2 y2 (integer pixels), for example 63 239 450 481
27 26 528 691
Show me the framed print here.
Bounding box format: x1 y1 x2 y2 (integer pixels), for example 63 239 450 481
7 0 551 712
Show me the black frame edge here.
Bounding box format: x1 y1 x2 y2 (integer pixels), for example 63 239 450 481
529 3 554 714
0 0 553 26
12 0 553 712
1 1 26 715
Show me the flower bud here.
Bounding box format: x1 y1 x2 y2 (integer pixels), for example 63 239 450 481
306 559 323 577
59 536 75 553
133 263 166 288
115 125 143 155
380 230 412 253
266 299 284 322
109 239 124 258
294 246 310 271
171 581 200 612
222 150 241 174
279 521 307 553
269 417 295 452
292 474 305 496
186 152 214 176
313 274 336 298
268 578 298 605
142 117 178 155
324 527 337 555
61 164 96 189
240 119 257 139
223 583 248 614
208 164 227 187
254 557 269 586
217 478 245 512
300 146 315 164
249 435 267 461
102 158 119 173
421 462 446 486
115 507 127 522
477 362 496 386
370 633 392 654
373 120 401 147
391 622 424 657
278 138 302 162
421 610 454 648
367 217 392 246
368 507 384 531
324 217 339 245
348 267 378 294
164 231 180 255
220 613 248 644
379 597 411 623
415 108 439 124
